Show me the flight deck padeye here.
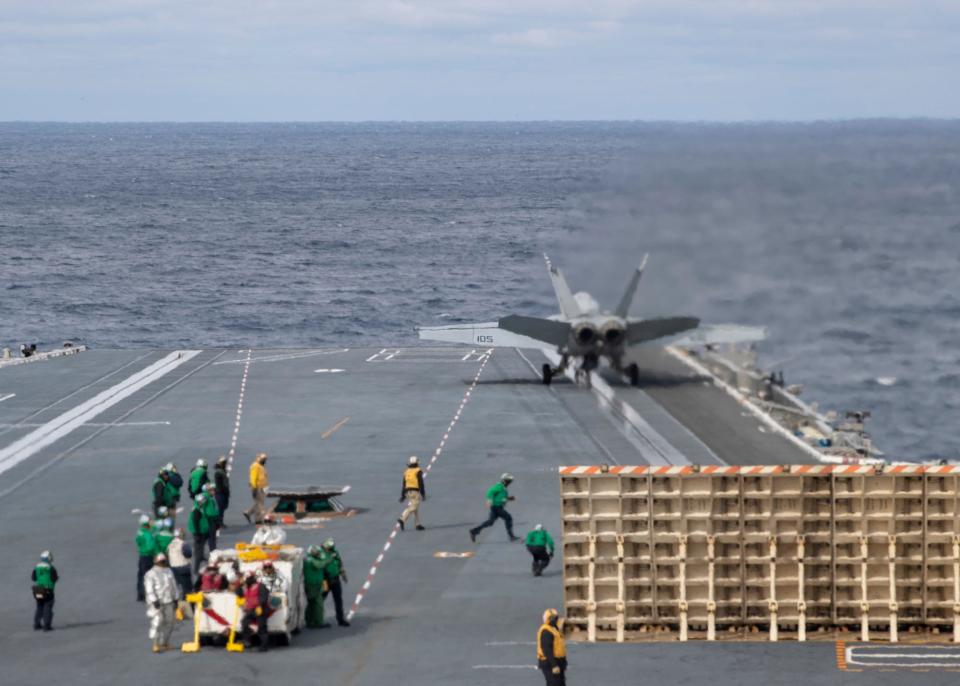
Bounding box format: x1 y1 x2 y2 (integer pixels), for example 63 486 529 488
559 464 960 643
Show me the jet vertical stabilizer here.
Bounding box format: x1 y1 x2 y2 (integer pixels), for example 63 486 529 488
544 254 583 319
614 253 648 318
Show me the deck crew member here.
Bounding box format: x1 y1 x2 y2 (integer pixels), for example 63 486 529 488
259 560 286 594
135 515 157 602
152 469 177 519
166 529 193 600
469 473 519 542
244 453 269 525
31 551 58 632
165 463 184 508
202 483 220 550
397 455 426 531
537 609 567 685
320 538 350 627
155 518 175 554
187 494 212 574
144 553 179 653
251 514 287 545
238 572 270 652
303 546 330 629
188 459 209 499
213 456 230 527
525 524 555 577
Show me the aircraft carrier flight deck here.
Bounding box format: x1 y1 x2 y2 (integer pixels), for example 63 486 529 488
0 346 932 685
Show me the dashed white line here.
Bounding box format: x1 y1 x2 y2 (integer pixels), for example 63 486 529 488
346 350 494 621
225 350 252 476
0 393 16 403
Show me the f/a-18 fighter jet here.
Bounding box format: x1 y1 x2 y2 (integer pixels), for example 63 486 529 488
417 255 765 386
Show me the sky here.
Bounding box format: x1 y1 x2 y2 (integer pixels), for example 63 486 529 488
1 0 959 121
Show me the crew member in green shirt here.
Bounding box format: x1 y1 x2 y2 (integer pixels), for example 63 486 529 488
32 550 59 631
135 515 157 602
525 524 555 577
319 538 350 627
469 473 519 543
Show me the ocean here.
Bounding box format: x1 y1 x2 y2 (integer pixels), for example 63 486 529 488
1 121 958 459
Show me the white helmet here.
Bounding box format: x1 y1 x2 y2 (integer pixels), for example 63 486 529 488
157 506 168 517
196 458 206 468
154 553 167 564
501 473 514 483
139 514 151 525
408 456 418 466
163 518 173 530
164 462 174 472
196 493 207 504
40 550 52 562
534 523 543 531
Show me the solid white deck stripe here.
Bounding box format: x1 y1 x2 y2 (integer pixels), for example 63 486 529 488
0 350 201 476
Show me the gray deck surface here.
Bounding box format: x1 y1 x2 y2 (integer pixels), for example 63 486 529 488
0 347 947 685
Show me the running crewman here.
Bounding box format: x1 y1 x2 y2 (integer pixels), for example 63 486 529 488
469 473 518 542
397 455 426 531
525 524 555 576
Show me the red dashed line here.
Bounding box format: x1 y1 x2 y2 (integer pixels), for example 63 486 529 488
347 350 493 620
225 350 252 476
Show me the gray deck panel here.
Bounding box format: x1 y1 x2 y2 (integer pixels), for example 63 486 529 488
0 346 939 685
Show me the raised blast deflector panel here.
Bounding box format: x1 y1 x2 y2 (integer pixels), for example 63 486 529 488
559 464 960 643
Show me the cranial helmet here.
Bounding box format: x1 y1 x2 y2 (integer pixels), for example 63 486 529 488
322 538 335 550
196 459 206 468
196 493 207 504
408 455 418 466
501 472 514 483
139 514 151 526
40 550 52 562
542 608 559 624
534 523 543 531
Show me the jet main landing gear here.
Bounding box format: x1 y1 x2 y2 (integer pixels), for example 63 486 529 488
542 354 570 386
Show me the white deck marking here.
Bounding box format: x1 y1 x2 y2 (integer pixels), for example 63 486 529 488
213 349 348 365
0 351 201 477
0 393 15 403
314 368 346 373
347 350 494 621
846 645 960 669
0 421 172 428
224 350 252 476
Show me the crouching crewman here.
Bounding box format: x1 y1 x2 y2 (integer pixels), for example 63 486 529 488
238 572 270 652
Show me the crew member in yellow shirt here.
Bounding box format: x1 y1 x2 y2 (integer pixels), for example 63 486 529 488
243 453 269 524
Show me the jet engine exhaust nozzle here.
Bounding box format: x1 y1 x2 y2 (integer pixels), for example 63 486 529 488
601 322 626 346
573 323 598 346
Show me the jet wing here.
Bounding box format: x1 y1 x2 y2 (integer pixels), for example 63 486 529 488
670 324 767 347
626 316 700 344
416 322 554 349
630 324 767 347
498 314 571 347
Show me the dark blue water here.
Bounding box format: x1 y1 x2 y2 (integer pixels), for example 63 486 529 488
1 122 958 459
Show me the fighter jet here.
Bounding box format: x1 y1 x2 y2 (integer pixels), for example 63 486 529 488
417 255 765 386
